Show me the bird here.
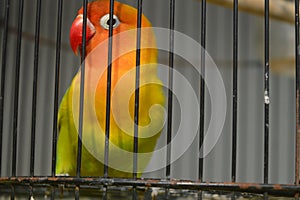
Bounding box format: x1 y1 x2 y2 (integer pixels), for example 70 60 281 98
55 0 165 178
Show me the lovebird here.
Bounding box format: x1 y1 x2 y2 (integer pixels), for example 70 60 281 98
56 0 165 177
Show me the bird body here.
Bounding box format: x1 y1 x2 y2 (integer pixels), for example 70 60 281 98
56 0 165 177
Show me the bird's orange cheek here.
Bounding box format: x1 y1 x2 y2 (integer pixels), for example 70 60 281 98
85 30 110 54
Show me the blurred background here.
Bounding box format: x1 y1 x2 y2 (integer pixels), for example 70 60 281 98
0 0 296 185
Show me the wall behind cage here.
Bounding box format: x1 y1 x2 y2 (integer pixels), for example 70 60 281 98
0 0 296 184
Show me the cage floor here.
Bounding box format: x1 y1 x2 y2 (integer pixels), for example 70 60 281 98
0 185 295 200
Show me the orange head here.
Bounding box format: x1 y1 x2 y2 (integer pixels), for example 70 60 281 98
70 0 153 56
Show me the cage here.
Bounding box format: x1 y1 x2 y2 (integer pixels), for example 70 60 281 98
0 0 299 199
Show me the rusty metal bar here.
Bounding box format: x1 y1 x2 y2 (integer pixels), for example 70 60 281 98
0 177 299 197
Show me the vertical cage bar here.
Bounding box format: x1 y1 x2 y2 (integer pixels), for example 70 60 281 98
198 1 206 199
199 0 206 182
103 1 115 198
74 1 88 198
166 0 175 179
165 0 175 198
12 0 24 177
50 186 55 200
30 0 42 177
29 186 33 199
11 186 15 200
132 1 143 199
263 0 270 185
76 0 88 178
104 0 115 178
295 0 300 186
0 0 10 177
102 187 108 199
133 0 143 179
52 0 64 176
231 0 238 183
75 186 80 200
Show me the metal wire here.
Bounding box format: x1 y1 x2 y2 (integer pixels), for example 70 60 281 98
76 0 89 178
11 185 14 200
165 1 175 198
199 0 206 182
166 0 175 179
263 0 270 185
1 176 300 197
52 0 64 177
50 185 55 200
75 186 80 200
132 1 143 199
12 0 25 177
263 1 269 198
104 0 115 178
0 0 10 177
231 0 238 183
198 2 206 200
133 0 143 180
295 0 300 186
103 1 116 199
30 0 42 177
74 0 88 199
231 2 239 200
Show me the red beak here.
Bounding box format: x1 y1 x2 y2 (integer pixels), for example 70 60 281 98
70 14 96 55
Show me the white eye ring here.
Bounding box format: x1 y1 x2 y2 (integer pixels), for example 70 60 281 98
100 14 120 30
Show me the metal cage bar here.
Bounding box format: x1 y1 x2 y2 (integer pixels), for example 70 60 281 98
0 176 300 197
165 0 176 198
76 0 89 179
0 0 10 177
264 2 270 199
133 0 143 179
231 0 238 184
51 0 64 177
166 0 175 181
263 0 270 185
12 0 25 178
295 0 300 186
103 1 116 199
103 0 115 180
199 0 206 183
30 0 42 177
29 0 42 198
132 1 143 199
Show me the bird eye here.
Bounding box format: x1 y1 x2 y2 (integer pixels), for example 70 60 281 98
100 14 120 30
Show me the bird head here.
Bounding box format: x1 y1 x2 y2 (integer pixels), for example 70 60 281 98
69 0 153 56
